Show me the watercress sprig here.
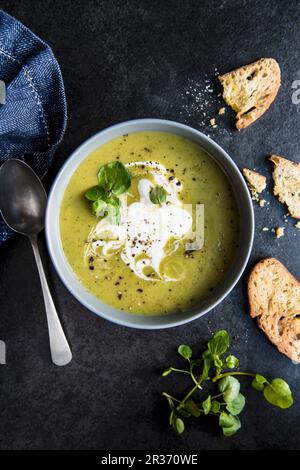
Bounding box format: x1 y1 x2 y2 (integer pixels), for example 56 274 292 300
162 330 293 437
84 161 131 224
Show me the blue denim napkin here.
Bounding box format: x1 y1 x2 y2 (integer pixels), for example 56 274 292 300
0 10 67 244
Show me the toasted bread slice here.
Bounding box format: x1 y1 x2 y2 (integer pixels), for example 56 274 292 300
218 58 281 129
243 168 266 197
248 258 300 362
270 155 300 219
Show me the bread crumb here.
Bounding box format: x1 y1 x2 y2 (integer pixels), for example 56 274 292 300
295 221 300 229
259 199 266 207
243 168 266 201
218 107 225 115
262 227 269 231
210 118 216 127
275 227 285 238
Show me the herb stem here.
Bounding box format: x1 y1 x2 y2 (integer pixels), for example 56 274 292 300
181 384 199 404
211 392 224 399
180 373 205 405
162 392 181 403
170 367 191 375
213 371 255 382
190 368 202 389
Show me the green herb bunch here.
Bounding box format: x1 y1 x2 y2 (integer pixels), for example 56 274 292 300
162 330 293 437
85 161 169 223
85 161 132 224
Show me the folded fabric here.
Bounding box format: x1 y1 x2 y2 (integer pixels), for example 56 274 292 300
0 10 67 244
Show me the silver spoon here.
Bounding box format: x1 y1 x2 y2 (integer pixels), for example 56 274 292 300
0 159 72 366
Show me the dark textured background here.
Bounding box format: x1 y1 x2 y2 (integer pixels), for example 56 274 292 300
0 0 299 450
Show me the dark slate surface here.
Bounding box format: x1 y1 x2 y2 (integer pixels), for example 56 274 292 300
0 0 299 450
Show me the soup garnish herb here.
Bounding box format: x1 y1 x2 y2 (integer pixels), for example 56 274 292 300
85 185 106 202
85 161 131 224
98 161 131 196
149 185 168 205
161 330 293 437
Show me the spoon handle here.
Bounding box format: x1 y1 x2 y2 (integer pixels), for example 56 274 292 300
30 235 72 366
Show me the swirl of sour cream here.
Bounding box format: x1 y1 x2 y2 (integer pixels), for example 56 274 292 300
85 162 192 282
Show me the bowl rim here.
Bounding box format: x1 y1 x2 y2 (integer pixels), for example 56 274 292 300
46 118 254 329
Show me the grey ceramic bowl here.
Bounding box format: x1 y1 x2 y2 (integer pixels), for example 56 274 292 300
46 118 254 329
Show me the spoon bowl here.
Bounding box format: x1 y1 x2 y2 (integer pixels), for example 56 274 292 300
0 159 46 235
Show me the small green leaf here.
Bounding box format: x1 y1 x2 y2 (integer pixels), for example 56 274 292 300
85 185 106 201
218 376 240 403
219 411 236 428
174 418 185 434
255 374 267 384
178 344 192 361
98 161 131 196
211 400 221 413
185 400 201 417
208 330 229 356
202 395 212 415
162 367 172 377
219 413 241 437
149 185 167 204
226 355 239 369
263 378 293 409
226 393 245 415
251 374 267 391
222 425 240 437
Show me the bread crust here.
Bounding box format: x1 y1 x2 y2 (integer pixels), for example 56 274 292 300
270 155 300 219
219 58 281 129
248 258 300 362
